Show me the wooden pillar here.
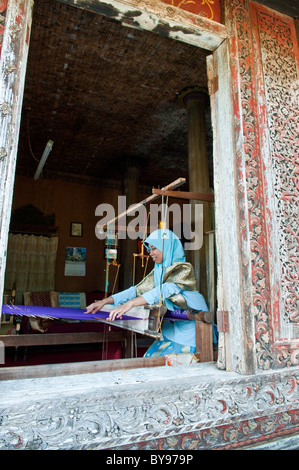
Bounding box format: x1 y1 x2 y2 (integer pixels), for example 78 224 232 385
0 0 33 320
178 87 212 300
188 310 214 362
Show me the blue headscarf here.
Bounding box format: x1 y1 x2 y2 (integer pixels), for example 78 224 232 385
143 228 208 314
144 229 185 288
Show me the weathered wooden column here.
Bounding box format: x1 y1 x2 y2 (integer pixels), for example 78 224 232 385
178 87 212 301
0 0 33 319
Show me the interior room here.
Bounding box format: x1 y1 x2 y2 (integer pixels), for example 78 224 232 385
1 0 215 366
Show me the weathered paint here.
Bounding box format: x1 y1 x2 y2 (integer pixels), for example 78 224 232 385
226 0 281 372
207 38 256 374
0 0 296 374
0 1 8 57
0 363 298 450
0 0 33 319
57 0 227 51
0 0 298 452
250 3 299 354
224 0 299 370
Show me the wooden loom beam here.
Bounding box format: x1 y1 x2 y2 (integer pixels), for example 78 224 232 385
0 331 125 348
101 175 214 362
0 356 166 381
104 177 186 228
152 188 214 202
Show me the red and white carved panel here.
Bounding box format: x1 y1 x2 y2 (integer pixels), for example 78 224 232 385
250 3 299 366
251 4 299 328
226 0 299 369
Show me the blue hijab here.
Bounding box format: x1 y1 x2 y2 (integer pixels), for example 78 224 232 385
144 229 185 288
143 228 208 314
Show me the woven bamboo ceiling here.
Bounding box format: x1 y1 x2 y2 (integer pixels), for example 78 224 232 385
17 0 212 188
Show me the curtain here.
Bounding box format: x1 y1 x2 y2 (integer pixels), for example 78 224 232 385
4 234 58 304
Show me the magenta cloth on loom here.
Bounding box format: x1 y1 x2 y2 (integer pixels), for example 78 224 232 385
1 304 190 321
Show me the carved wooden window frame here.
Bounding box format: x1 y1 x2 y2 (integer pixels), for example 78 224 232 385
0 0 229 379
1 0 298 379
222 0 299 371
249 2 299 367
0 0 232 377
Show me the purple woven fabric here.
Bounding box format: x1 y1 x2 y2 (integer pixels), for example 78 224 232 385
2 304 191 322
1 304 139 322
164 309 189 320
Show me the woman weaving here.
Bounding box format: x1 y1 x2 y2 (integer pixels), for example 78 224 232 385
85 228 209 357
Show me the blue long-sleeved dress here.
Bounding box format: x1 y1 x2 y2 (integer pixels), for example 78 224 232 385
111 282 208 349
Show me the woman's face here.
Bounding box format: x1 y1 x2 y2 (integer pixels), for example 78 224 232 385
148 244 163 264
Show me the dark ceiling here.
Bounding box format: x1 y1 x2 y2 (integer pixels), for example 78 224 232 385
17 0 211 188
255 0 299 18
17 0 298 189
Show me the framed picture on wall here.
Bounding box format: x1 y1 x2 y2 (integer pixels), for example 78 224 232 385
70 222 83 237
64 247 86 276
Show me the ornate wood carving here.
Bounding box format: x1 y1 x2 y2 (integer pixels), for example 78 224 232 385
225 0 299 369
0 365 298 449
254 9 299 325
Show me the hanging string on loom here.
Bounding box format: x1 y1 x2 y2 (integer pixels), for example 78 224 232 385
141 209 150 277
132 206 150 285
157 194 168 333
103 225 111 357
104 225 112 298
104 226 120 297
103 225 122 356
141 207 150 267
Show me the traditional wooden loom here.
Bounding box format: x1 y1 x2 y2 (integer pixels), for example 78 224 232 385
1 303 214 360
1 177 215 363
101 176 215 361
102 177 187 297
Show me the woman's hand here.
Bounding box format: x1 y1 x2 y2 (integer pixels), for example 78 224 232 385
108 296 147 321
108 300 134 321
85 297 113 314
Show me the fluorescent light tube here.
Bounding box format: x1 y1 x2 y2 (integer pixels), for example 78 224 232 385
34 140 54 180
